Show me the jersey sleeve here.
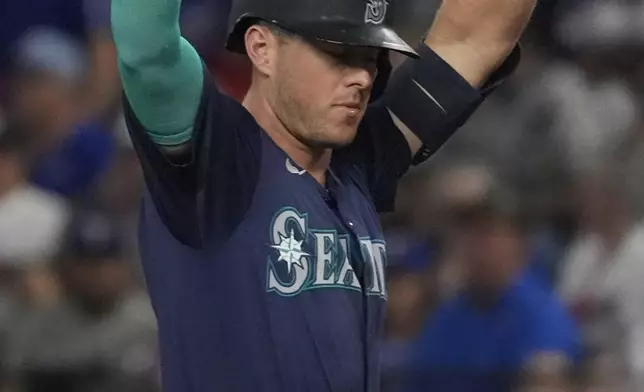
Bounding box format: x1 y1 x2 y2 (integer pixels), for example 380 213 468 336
123 68 261 248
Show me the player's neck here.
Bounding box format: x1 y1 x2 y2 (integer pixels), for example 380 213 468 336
243 87 332 185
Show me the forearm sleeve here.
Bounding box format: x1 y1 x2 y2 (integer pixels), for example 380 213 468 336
111 0 203 145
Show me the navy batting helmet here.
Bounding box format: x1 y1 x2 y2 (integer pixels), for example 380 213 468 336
225 0 419 100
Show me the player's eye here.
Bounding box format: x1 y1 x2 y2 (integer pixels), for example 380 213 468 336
322 46 348 62
330 48 378 69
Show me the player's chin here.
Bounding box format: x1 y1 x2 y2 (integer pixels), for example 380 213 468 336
308 128 357 149
312 136 356 149
305 115 361 149
328 125 360 148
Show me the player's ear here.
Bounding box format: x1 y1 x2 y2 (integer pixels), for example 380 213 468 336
245 25 277 77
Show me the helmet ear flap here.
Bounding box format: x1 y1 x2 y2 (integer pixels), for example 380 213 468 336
370 50 392 103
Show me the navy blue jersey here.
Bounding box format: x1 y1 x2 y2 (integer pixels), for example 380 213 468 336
124 45 513 392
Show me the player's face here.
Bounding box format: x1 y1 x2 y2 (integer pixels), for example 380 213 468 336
272 37 379 149
459 218 525 293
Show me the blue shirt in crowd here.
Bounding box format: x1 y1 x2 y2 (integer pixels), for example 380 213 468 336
409 271 580 392
30 124 115 198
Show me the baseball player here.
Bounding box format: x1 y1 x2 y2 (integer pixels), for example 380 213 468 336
111 0 536 390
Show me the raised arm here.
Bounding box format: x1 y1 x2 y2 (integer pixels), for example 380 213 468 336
111 0 261 247
111 0 203 146
354 1 534 212
427 0 536 88
383 0 537 160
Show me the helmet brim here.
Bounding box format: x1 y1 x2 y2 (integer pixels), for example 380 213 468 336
285 21 418 58
226 18 418 59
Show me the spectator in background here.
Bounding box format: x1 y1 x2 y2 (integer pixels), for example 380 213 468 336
6 28 116 200
0 123 68 389
559 164 644 390
81 0 121 121
433 162 566 289
540 0 642 178
0 122 69 267
4 210 158 392
0 0 122 121
381 245 441 392
409 185 580 392
0 0 86 80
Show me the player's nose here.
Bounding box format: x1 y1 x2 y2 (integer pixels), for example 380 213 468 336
347 66 377 92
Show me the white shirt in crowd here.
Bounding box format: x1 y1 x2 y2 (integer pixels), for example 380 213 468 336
559 224 644 390
0 184 69 266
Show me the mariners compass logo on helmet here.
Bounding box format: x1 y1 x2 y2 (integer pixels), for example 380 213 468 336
365 0 389 25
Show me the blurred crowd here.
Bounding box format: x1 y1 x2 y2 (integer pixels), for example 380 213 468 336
1 0 644 391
